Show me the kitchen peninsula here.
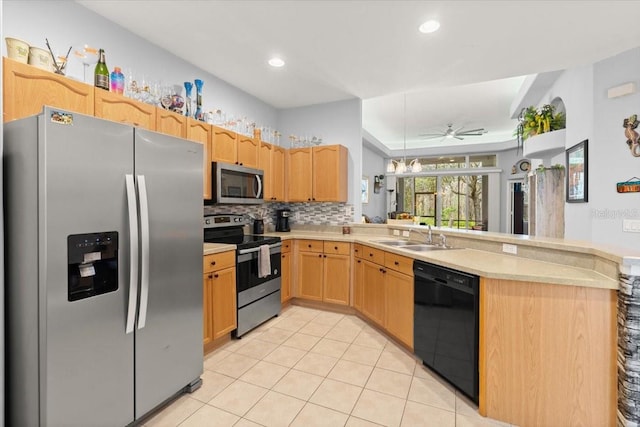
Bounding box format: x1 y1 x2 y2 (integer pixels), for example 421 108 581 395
205 223 639 427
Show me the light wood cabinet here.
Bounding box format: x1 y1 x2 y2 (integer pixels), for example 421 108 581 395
203 251 236 352
384 268 414 348
3 57 94 122
297 240 350 305
287 148 313 202
362 259 386 326
286 145 348 202
186 119 212 200
281 241 292 303
236 135 259 168
259 142 286 202
353 257 364 311
211 125 237 164
156 108 186 138
94 89 156 130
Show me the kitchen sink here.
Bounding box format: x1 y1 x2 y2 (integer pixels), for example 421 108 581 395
402 244 459 252
371 239 413 246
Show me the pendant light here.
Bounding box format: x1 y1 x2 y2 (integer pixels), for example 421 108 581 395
387 94 422 174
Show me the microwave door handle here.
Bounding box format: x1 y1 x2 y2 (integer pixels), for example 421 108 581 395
255 174 262 198
125 175 139 334
137 175 150 329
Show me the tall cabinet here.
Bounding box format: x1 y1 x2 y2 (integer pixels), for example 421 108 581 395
286 144 348 202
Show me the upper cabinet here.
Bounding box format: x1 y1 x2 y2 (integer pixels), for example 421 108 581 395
236 135 259 168
287 144 348 202
156 108 186 138
3 57 94 122
186 119 212 200
211 125 238 164
259 141 286 202
94 89 156 130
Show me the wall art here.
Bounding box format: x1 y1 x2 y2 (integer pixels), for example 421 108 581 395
566 139 588 202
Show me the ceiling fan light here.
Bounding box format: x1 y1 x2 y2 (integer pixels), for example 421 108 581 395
410 159 422 173
386 160 396 173
396 160 407 174
445 133 454 139
419 20 440 34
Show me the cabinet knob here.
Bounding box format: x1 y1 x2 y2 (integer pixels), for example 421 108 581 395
214 273 219 278
357 260 361 264
312 198 316 201
318 254 322 258
282 254 286 258
334 246 338 250
308 244 312 248
208 274 213 279
394 261 399 266
369 253 373 257
308 198 311 201
211 261 216 266
323 255 327 258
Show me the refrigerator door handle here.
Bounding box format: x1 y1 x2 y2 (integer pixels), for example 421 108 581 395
125 174 139 334
137 175 150 329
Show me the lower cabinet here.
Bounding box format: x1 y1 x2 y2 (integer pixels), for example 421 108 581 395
203 251 236 349
362 260 386 325
281 241 292 303
384 268 414 348
297 240 351 305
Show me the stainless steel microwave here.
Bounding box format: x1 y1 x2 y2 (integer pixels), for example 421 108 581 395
210 162 264 204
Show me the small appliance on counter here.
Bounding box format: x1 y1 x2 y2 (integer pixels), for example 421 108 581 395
253 218 264 234
276 209 291 232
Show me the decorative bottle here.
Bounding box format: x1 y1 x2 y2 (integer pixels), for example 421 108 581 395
94 49 109 91
184 81 193 117
194 79 204 121
110 67 124 94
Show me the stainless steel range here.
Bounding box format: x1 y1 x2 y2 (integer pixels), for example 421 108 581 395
204 214 282 337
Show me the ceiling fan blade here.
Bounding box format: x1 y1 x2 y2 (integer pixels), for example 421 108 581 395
455 136 464 140
453 126 465 133
458 128 487 135
419 134 445 139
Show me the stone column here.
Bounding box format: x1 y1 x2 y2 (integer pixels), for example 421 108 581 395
534 168 565 238
618 272 640 426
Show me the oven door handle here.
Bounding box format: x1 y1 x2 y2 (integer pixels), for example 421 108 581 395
238 242 282 255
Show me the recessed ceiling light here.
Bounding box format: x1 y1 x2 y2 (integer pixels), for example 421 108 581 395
268 57 285 67
419 20 440 34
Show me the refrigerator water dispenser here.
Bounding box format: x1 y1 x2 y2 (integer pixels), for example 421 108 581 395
68 232 119 301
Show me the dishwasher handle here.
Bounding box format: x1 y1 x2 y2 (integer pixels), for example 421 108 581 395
414 272 477 296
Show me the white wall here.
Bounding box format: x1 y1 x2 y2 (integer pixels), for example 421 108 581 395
277 98 363 219
361 144 386 221
2 0 278 128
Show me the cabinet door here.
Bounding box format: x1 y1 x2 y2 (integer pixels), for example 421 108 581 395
312 145 348 202
362 260 385 326
353 258 364 311
94 89 156 130
271 146 286 201
281 251 292 303
187 119 212 200
323 254 350 305
287 148 313 202
259 142 274 201
3 57 95 122
297 251 324 301
237 136 259 168
203 273 214 346
212 267 237 339
211 125 237 164
385 269 414 349
156 108 186 138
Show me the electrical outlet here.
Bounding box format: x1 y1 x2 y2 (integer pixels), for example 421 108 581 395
402 231 410 237
502 243 518 255
393 229 400 236
623 219 640 233
294 211 300 220
345 206 350 216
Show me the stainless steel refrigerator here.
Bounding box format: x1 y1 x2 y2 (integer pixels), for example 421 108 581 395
4 107 204 427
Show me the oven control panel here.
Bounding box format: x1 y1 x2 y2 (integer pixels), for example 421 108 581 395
204 214 248 228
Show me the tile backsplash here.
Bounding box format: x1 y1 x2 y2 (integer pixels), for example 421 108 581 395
204 202 354 229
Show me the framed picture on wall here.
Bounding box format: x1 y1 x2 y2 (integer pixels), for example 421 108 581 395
566 139 588 203
361 176 369 204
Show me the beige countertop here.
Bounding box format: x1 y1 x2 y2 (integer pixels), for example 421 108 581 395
203 230 618 290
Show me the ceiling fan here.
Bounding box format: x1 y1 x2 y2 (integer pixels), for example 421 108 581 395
420 123 488 140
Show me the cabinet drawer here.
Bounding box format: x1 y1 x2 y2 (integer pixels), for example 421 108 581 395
281 240 292 253
354 243 363 259
298 239 323 253
203 251 235 273
385 252 414 276
324 241 350 255
361 245 384 264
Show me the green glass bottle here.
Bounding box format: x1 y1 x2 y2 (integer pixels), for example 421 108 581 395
94 48 109 91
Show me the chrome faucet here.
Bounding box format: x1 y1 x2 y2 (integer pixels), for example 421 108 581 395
439 233 447 248
410 225 433 245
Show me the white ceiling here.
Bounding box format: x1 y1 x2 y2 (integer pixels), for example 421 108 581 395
78 0 640 151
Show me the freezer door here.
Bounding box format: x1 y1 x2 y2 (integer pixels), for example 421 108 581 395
41 110 135 426
134 129 204 417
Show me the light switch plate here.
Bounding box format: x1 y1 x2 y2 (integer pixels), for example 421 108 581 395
393 229 400 236
502 243 518 255
402 231 410 237
623 219 640 233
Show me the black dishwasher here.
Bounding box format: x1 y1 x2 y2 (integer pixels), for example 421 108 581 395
413 260 479 403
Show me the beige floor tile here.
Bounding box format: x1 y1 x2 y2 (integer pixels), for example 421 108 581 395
255 327 295 345
244 390 305 427
310 337 350 358
219 337 250 353
262 345 308 368
401 400 455 427
324 325 362 343
253 316 282 331
352 330 387 349
272 369 324 400
282 332 322 351
455 392 480 418
234 339 279 360
298 321 333 337
407 376 456 412
309 378 363 414
313 311 344 326
413 363 441 381
189 370 235 403
144 395 204 427
232 419 263 427
336 315 366 329
203 349 233 371
272 316 309 332
207 380 268 417
375 348 416 375
293 352 339 376
179 404 240 427
345 416 384 427
455 413 512 427
351 389 406 427
365 367 412 399
290 402 349 427
342 343 383 366
210 353 260 379
238 360 290 389
327 359 374 387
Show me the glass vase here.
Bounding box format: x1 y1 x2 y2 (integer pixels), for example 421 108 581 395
194 79 204 121
184 81 193 117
